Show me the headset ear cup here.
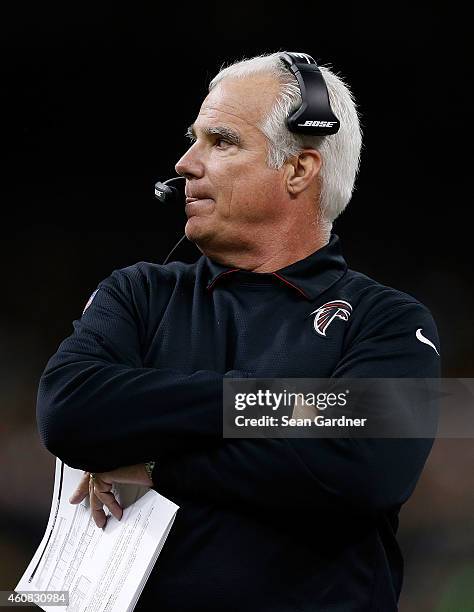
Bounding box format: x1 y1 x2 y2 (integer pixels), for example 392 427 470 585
280 51 340 136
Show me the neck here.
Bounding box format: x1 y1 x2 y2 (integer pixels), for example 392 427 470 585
202 224 330 273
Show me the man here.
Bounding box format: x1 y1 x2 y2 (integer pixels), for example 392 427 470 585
37 52 440 611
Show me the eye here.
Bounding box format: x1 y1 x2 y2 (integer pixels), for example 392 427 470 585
215 137 232 148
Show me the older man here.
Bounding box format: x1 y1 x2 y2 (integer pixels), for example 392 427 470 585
37 52 440 611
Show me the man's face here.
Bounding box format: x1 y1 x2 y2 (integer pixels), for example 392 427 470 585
175 74 289 257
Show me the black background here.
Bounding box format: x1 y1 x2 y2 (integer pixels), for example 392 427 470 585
0 5 472 611
1 5 471 375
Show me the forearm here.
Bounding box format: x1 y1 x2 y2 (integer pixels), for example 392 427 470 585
153 436 434 515
36 348 245 472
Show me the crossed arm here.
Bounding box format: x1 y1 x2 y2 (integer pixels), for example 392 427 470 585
37 269 441 526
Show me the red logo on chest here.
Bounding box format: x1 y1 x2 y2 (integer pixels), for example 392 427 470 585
310 300 352 337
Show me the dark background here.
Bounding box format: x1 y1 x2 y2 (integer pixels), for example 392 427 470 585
1 5 472 611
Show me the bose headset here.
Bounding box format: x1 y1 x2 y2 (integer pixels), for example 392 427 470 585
154 51 340 264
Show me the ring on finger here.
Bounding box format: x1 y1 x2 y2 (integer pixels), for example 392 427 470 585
89 473 97 491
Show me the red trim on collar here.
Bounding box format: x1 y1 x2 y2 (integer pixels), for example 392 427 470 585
206 268 240 292
271 272 310 300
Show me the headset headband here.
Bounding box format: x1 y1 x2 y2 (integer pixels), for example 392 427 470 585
280 51 340 136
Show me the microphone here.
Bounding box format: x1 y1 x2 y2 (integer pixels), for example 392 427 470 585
154 176 186 204
154 175 196 265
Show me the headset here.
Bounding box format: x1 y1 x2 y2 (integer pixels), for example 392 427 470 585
154 51 340 264
279 52 340 135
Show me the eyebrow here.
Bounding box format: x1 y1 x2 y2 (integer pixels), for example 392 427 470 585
186 123 241 145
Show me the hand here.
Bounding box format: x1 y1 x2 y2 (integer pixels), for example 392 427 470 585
69 463 153 528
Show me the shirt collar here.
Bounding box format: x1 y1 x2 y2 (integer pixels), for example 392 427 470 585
204 233 347 301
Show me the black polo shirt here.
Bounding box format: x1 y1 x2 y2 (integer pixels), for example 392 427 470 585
36 233 441 612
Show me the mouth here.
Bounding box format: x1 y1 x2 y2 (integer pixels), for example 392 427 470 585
185 197 214 218
186 196 211 203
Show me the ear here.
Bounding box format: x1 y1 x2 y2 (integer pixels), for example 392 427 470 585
286 149 322 196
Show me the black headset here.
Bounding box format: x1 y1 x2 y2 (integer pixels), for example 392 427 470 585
155 51 340 263
279 52 339 135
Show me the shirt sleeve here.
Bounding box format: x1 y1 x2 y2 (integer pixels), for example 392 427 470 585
36 266 247 473
152 300 441 515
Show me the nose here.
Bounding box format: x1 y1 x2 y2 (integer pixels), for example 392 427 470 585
175 143 205 179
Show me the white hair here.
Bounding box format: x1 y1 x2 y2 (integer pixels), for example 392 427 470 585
208 52 363 230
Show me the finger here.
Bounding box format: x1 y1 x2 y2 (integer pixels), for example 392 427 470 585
93 477 123 521
94 489 123 521
69 471 91 504
90 474 123 520
89 481 107 528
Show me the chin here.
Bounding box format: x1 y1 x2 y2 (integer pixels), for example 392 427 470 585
185 218 228 255
185 216 212 243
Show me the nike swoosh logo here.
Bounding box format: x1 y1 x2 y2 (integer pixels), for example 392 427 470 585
416 328 440 356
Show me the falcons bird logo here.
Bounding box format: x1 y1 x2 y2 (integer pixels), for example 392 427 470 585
310 300 353 337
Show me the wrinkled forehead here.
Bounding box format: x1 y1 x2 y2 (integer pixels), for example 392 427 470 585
197 74 281 134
